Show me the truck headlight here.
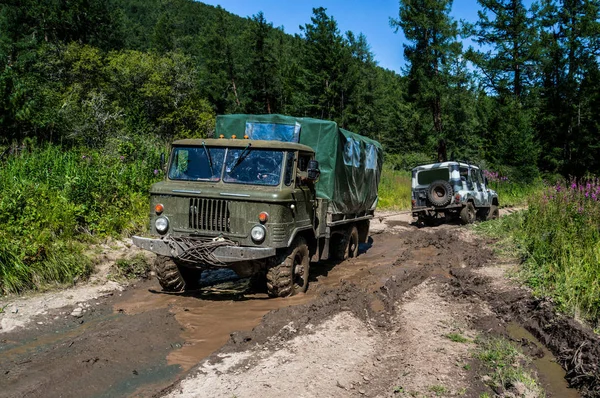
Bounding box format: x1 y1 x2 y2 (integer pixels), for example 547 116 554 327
155 217 169 233
250 225 266 243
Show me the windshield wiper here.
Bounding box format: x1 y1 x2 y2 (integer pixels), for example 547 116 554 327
201 141 214 176
229 143 252 173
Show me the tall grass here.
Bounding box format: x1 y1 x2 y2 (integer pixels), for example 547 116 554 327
477 179 600 326
0 143 161 294
378 168 411 210
483 169 543 207
518 181 600 324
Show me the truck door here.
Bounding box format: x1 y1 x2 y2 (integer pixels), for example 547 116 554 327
294 153 315 228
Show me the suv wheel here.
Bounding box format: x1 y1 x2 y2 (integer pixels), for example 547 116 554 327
427 180 453 207
486 205 499 221
459 203 476 225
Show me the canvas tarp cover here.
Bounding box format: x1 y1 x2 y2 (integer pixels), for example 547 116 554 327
215 114 383 214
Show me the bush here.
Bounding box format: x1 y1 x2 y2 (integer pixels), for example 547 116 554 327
478 179 600 326
378 168 412 210
0 143 161 294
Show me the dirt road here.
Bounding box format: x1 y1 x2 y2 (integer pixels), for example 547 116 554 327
1 211 598 397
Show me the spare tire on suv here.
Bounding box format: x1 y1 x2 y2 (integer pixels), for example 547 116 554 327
427 180 453 207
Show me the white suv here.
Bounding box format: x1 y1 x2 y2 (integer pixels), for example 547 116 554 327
411 162 499 225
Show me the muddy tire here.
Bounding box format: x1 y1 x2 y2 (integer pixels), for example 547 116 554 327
333 225 359 260
459 203 476 225
153 255 201 292
266 237 310 297
427 180 453 207
486 205 499 221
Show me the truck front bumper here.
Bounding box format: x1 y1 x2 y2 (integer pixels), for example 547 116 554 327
132 236 276 263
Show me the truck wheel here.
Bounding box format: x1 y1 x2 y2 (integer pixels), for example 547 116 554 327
153 255 201 292
427 180 453 207
486 205 499 221
266 237 310 297
333 226 359 260
459 203 476 225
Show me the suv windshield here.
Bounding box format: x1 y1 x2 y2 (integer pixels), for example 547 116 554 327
224 148 284 186
169 146 225 181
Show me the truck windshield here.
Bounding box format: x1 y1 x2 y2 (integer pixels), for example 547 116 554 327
223 149 284 186
168 146 225 181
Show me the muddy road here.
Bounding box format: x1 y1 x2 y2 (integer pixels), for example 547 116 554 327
1 212 598 397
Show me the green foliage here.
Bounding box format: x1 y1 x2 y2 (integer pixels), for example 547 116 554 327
0 144 161 294
476 180 600 326
475 335 544 396
378 168 412 210
385 152 435 171
445 333 470 343
519 183 600 324
111 255 151 280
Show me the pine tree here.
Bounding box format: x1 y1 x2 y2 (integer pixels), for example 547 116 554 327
537 0 600 177
391 0 461 158
300 7 345 120
467 0 540 99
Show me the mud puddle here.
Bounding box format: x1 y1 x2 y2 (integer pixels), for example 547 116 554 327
506 322 579 397
116 276 312 372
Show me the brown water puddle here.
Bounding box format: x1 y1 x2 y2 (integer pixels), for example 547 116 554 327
506 322 580 397
116 282 311 371
116 233 409 373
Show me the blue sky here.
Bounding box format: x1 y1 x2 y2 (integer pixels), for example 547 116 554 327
199 0 503 73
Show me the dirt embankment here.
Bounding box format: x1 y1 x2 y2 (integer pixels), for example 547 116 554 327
1 211 598 398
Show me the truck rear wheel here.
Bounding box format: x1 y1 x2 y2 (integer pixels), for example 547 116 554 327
333 225 359 260
266 237 310 297
153 255 201 292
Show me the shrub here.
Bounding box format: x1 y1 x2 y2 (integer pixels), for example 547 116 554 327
0 143 161 294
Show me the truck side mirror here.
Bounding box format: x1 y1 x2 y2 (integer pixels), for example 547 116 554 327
160 153 166 171
307 159 320 181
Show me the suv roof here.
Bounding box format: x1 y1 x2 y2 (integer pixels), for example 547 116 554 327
412 161 480 172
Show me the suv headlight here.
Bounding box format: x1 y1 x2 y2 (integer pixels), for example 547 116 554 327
251 225 266 243
155 217 169 233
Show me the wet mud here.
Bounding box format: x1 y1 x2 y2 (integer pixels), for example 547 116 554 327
1 219 597 397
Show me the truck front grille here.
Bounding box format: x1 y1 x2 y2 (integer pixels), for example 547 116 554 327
189 198 230 232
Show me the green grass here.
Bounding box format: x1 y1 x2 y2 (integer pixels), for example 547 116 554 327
110 255 151 280
445 332 470 343
488 180 544 207
428 385 449 396
475 180 600 326
0 143 161 295
475 335 544 397
378 168 411 210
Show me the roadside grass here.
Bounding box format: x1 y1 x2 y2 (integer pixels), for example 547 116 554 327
428 385 449 396
109 255 151 280
475 179 600 327
489 180 543 207
0 143 161 295
445 332 470 343
378 168 411 210
474 335 545 397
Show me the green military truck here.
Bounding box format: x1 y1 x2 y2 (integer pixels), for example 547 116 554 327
133 114 383 297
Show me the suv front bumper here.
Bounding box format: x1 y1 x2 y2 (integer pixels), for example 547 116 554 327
132 236 276 263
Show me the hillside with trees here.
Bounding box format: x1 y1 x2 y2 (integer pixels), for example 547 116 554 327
1 0 600 293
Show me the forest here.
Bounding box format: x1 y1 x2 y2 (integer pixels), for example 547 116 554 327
1 0 600 318
2 0 599 179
